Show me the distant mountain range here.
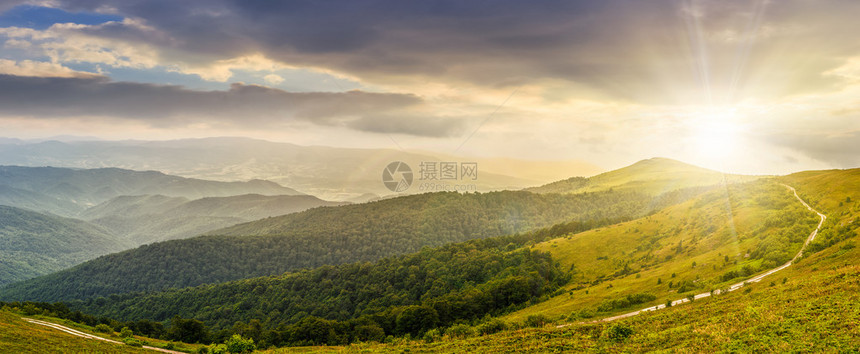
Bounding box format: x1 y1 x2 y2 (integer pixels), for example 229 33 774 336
0 166 344 284
0 137 603 201
0 165 303 217
80 194 348 244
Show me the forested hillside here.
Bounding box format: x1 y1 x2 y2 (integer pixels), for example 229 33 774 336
67 230 570 347
0 188 706 302
80 194 347 244
0 206 129 286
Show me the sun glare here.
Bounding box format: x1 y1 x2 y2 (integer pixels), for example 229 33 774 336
687 108 744 163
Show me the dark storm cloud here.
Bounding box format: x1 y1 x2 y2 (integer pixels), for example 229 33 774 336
15 0 856 103
0 74 461 136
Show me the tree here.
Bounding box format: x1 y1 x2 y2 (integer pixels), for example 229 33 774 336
290 317 336 345
224 334 256 353
95 324 112 334
119 327 133 338
168 316 210 344
396 305 439 336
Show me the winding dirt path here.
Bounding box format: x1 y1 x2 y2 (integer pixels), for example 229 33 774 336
559 184 826 326
22 317 186 353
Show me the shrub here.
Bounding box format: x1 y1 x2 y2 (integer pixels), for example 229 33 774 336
207 344 228 354
422 328 441 343
604 324 634 342
123 338 143 347
225 334 256 353
477 319 508 335
119 327 133 338
446 323 475 338
578 308 596 319
95 324 113 334
524 314 551 328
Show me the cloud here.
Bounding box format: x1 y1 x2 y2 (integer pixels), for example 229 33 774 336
263 74 284 85
0 74 465 136
764 131 860 167
0 59 99 78
2 0 855 104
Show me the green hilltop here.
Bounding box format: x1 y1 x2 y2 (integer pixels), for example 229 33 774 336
527 157 760 195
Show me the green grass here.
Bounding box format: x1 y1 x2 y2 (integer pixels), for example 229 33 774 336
0 307 204 353
260 170 860 353
0 310 149 353
262 230 860 353
528 157 761 195
505 179 817 323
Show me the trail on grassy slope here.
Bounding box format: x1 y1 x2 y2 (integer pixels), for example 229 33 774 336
22 318 185 354
559 184 826 326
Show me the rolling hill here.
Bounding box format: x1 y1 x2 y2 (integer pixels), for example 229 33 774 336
0 186 701 302
2 166 857 353
0 165 304 217
312 169 859 353
40 178 822 349
0 206 129 287
79 194 348 244
526 157 759 195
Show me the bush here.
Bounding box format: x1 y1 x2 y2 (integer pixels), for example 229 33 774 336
422 328 441 343
353 323 385 343
604 324 634 342
577 308 596 319
524 314 551 328
123 338 143 347
477 319 508 335
95 324 113 334
225 334 256 353
446 323 475 338
119 327 133 338
207 344 228 354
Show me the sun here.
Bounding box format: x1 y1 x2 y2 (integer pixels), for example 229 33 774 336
687 108 744 163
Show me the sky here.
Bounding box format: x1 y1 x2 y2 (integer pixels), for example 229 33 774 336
0 0 859 174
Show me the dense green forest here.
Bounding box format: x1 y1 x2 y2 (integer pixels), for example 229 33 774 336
0 205 129 286
9 226 581 348
0 188 707 302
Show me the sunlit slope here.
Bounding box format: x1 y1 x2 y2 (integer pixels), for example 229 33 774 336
506 179 819 322
527 157 760 195
295 243 860 353
0 310 144 353
781 168 860 221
